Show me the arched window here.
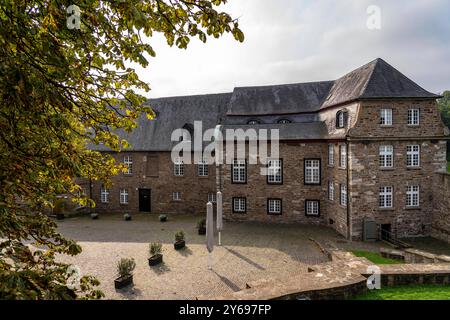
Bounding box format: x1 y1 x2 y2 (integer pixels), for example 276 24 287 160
336 110 348 129
277 119 292 124
247 119 261 125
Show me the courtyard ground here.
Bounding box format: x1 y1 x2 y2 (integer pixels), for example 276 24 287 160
56 214 392 300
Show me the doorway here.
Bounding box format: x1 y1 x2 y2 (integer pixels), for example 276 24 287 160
139 189 151 212
380 224 392 241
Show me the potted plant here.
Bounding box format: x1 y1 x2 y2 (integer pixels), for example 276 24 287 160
159 214 167 222
124 213 132 221
148 242 163 266
91 213 99 220
114 258 136 289
197 218 206 235
174 230 185 250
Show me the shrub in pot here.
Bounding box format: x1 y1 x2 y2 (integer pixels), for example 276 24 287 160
114 258 136 289
91 213 99 220
159 214 167 222
124 213 132 221
197 218 206 235
174 230 185 250
148 242 163 266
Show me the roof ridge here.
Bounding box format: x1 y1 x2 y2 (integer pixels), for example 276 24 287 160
357 58 381 99
234 80 335 91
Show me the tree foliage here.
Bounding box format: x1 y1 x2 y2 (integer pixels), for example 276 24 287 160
438 90 450 129
0 0 242 299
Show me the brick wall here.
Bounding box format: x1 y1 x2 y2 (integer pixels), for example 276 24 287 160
432 172 450 243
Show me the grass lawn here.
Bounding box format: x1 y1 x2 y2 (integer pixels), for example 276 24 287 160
353 285 450 300
351 250 403 264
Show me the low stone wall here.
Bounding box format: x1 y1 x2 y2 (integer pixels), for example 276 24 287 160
432 172 450 243
380 248 450 264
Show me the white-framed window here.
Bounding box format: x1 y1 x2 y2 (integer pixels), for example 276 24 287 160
119 189 129 204
100 186 109 203
268 199 282 215
408 109 420 126
340 184 347 207
174 157 184 176
232 159 246 183
305 200 320 216
336 111 347 129
406 145 420 167
172 192 181 201
278 119 291 124
379 186 393 208
123 156 133 174
379 145 394 168
198 159 209 177
328 144 334 166
267 159 282 184
304 159 321 185
380 108 393 126
340 145 347 168
233 197 246 213
208 192 217 203
406 185 420 207
328 181 334 201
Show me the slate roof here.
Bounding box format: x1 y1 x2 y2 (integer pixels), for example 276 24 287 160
90 58 440 151
320 58 440 109
91 93 231 152
227 81 334 115
221 122 341 141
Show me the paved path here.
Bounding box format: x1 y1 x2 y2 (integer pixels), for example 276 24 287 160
57 214 352 300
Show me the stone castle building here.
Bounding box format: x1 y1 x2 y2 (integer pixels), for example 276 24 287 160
83 58 450 241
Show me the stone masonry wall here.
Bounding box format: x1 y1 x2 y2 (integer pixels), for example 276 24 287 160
221 142 348 234
88 152 216 215
432 172 450 243
347 99 448 240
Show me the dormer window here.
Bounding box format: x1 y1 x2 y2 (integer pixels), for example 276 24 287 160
277 119 291 124
247 119 261 125
336 110 348 129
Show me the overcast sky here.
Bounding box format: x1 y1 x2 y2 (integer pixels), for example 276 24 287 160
133 0 450 98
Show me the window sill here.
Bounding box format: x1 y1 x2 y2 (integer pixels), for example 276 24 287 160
405 206 421 210
198 176 209 179
339 205 347 209
267 182 283 186
407 124 420 127
338 167 347 170
305 214 320 218
380 124 393 127
406 167 422 170
380 167 395 171
327 165 335 168
267 212 282 216
379 208 394 211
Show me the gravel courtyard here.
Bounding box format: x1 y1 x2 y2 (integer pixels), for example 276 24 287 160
56 214 384 300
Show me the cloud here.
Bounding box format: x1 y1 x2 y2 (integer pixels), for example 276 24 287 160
133 0 450 98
